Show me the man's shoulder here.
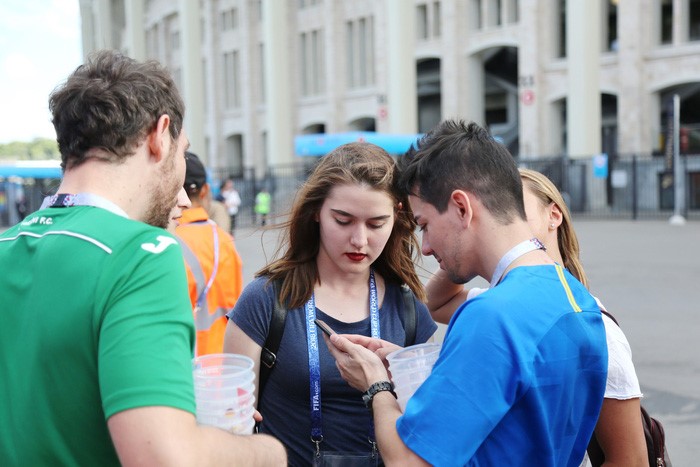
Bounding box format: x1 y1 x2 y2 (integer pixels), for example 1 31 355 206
45 207 180 258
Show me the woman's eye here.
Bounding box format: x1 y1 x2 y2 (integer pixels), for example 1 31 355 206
335 218 350 226
368 223 385 230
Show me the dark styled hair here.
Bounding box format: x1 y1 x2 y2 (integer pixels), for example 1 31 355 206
396 119 526 224
258 142 426 307
49 49 184 170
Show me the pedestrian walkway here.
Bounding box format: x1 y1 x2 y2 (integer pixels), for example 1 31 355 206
231 219 700 465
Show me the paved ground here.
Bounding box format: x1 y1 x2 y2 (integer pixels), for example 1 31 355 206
3 217 696 461
232 218 700 464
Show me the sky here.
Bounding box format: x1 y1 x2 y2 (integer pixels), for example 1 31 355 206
0 0 82 144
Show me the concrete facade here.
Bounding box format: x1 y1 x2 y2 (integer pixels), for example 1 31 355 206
79 0 700 171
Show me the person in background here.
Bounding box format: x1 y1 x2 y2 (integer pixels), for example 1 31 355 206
0 50 285 466
254 187 271 226
323 120 607 466
220 178 242 233
176 152 244 356
426 168 647 466
207 193 231 233
223 142 437 466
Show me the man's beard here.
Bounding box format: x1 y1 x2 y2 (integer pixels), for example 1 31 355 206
143 148 180 229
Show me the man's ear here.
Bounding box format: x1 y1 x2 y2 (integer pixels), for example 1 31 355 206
147 114 171 162
451 190 473 227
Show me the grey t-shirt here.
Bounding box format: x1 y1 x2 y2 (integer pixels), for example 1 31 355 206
228 276 437 467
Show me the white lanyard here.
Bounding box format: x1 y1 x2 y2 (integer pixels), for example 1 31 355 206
489 238 546 288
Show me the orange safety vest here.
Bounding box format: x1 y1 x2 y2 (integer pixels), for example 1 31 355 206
175 207 243 356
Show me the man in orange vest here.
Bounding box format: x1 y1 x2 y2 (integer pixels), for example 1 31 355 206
176 152 243 356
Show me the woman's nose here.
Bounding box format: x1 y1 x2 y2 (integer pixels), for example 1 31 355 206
350 224 368 248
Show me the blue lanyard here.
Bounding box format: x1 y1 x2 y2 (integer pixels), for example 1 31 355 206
306 270 379 452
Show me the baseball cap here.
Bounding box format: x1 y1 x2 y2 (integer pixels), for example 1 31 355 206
184 151 207 190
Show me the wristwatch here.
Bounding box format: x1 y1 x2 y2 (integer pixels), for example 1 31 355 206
362 380 397 409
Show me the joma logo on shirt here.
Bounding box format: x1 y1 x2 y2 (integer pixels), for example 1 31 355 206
141 236 178 254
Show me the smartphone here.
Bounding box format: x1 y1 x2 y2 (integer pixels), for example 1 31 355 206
314 318 336 337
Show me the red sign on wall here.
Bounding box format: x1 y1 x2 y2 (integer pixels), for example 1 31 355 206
521 90 535 105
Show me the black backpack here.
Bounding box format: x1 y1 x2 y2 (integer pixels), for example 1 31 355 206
587 310 671 467
257 280 417 400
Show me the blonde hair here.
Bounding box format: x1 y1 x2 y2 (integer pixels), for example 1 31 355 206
258 142 425 308
519 168 589 288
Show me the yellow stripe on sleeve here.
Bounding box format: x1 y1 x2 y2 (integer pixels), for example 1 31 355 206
555 264 582 312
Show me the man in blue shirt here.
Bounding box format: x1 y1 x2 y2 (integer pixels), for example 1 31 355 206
325 119 607 466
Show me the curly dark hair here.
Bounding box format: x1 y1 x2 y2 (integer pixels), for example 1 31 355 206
49 49 184 170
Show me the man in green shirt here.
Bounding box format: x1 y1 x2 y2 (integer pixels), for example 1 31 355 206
0 50 285 466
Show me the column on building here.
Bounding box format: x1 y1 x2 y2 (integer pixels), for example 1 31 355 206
674 0 689 45
517 0 545 157
386 0 418 133
566 0 601 158
78 0 96 58
262 0 294 167
465 54 485 127
93 0 112 50
179 0 206 158
124 0 145 60
440 1 467 122
617 0 648 155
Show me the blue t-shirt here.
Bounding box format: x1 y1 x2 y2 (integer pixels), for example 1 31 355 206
397 265 607 467
229 276 437 467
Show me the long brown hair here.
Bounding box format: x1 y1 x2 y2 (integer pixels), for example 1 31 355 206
258 142 426 308
519 168 588 288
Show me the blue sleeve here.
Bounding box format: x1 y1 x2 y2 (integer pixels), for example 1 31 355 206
396 298 524 465
227 276 276 347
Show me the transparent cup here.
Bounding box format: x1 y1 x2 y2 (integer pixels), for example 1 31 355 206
193 354 254 386
196 404 256 433
192 353 256 432
386 343 441 412
386 343 441 374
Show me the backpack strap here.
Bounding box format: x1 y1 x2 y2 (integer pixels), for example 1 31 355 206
599 308 619 326
401 285 417 347
259 279 285 400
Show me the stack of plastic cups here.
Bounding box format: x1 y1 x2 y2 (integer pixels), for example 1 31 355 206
192 353 256 434
386 343 442 411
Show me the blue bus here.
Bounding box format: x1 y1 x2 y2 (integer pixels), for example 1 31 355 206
0 161 62 228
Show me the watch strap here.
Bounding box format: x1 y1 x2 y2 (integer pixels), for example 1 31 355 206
363 380 397 409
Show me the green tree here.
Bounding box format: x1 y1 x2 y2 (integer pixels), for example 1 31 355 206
0 138 59 161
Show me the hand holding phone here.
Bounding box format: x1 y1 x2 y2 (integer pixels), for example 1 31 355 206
314 318 336 337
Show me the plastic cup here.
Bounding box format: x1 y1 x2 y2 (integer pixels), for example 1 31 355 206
196 404 256 433
193 353 256 431
386 343 441 374
193 354 254 383
387 343 441 411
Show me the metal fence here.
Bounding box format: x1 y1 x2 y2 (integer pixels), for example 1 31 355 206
3 153 699 229
212 153 700 227
518 153 700 221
